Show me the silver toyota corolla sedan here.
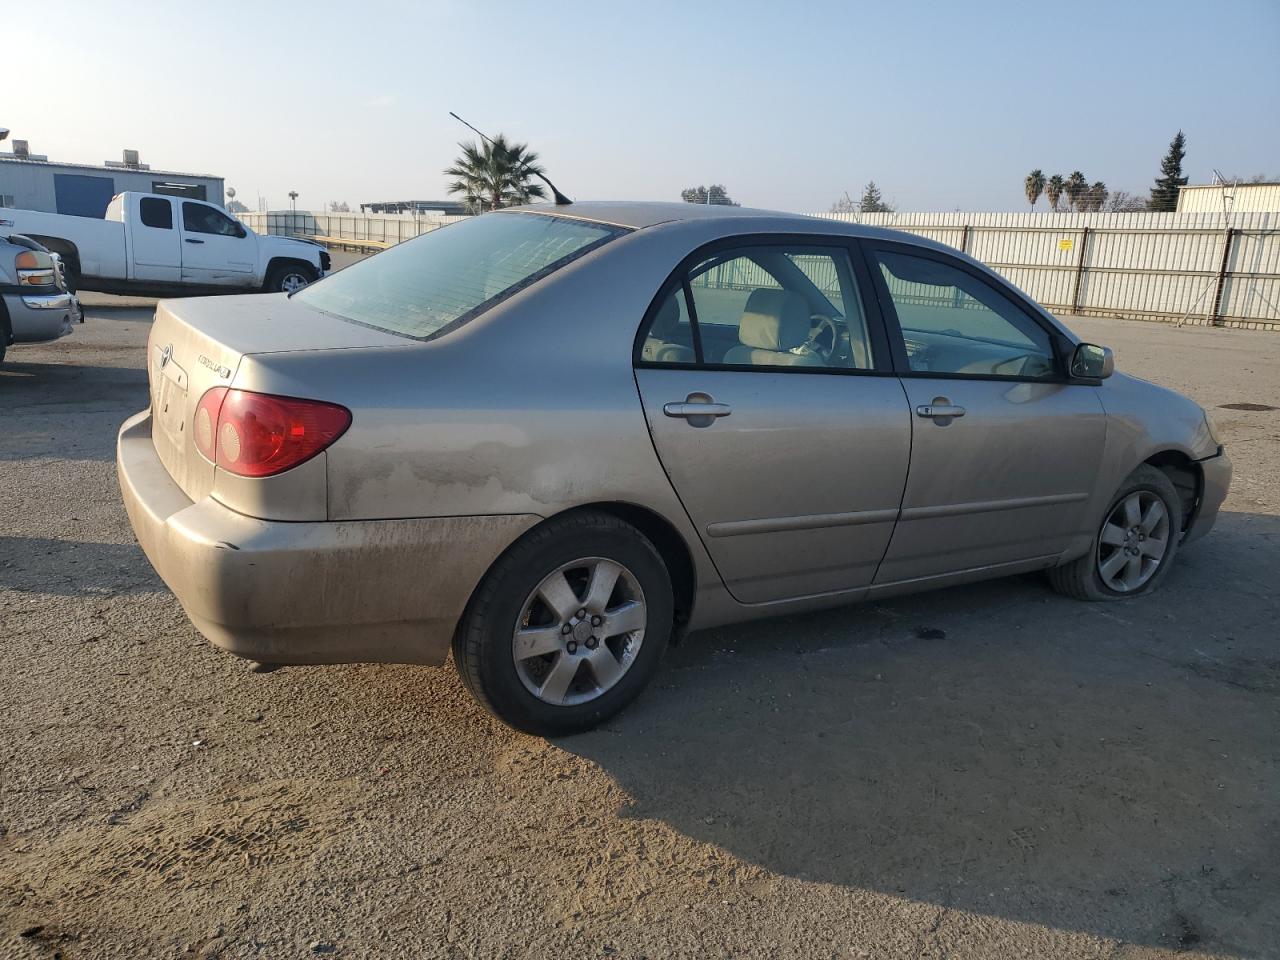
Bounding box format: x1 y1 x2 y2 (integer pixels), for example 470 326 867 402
117 202 1232 735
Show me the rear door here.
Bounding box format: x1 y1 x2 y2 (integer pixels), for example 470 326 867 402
633 239 911 604
179 200 255 284
129 196 181 282
861 241 1107 584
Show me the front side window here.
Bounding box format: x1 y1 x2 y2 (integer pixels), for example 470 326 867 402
295 212 626 341
638 245 874 370
873 249 1057 379
182 202 241 237
140 197 172 229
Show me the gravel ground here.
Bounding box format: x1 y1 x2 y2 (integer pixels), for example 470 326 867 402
1 297 1278 960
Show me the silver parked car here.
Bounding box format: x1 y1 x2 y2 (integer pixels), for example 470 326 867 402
117 203 1231 735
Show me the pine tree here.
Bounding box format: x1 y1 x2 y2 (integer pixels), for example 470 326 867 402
1149 131 1188 212
859 181 889 213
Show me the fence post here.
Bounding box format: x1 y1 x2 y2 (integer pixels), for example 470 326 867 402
1070 226 1091 314
959 224 970 254
1209 228 1237 326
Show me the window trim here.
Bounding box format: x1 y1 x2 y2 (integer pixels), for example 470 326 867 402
856 238 1071 383
633 233 896 376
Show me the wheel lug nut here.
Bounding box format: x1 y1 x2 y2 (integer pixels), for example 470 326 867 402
591 615 602 627
586 637 599 649
576 609 586 619
561 624 572 634
566 641 577 654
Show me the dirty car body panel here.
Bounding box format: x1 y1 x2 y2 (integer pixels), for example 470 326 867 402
117 201 1231 698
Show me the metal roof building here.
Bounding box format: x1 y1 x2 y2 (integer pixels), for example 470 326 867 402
0 144 224 218
1177 181 1280 214
360 199 470 216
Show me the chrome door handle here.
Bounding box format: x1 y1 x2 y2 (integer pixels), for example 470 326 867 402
915 400 966 420
663 393 732 427
664 402 732 418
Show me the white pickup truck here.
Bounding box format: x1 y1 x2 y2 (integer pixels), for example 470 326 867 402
0 192 329 297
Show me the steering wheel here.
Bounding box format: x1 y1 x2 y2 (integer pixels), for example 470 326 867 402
802 314 841 362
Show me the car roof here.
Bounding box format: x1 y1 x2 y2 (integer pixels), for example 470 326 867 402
496 201 956 251
498 200 824 231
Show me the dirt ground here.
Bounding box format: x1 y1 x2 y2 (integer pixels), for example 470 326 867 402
1 295 1278 960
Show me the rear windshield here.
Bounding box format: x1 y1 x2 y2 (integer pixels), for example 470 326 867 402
294 211 626 340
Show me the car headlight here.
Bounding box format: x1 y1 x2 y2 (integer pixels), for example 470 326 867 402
15 249 56 287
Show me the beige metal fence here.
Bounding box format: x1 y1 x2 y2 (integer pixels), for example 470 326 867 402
816 210 1280 330
240 208 1280 331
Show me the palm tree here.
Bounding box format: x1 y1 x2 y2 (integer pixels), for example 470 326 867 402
444 135 548 213
1024 170 1045 211
1065 171 1088 212
1086 181 1108 212
1046 174 1065 212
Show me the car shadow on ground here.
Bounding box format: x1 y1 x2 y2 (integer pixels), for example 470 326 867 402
0 536 162 597
564 511 1280 956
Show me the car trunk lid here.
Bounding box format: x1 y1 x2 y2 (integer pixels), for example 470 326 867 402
146 292 410 503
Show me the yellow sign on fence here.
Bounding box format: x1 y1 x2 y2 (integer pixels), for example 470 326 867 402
1058 237 1074 252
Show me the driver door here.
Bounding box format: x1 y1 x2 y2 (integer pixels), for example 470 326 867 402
861 241 1108 584
179 200 255 284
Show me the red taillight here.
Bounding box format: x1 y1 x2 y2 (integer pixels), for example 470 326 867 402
192 388 351 478
193 386 227 461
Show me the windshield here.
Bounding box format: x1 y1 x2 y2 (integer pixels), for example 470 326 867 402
294 212 627 341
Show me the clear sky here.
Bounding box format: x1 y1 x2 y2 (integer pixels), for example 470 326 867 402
7 0 1279 213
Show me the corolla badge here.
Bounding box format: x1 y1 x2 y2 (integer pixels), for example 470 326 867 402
198 354 232 379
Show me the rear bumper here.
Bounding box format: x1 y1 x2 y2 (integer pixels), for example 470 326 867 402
116 409 539 665
1184 447 1232 544
2 291 77 343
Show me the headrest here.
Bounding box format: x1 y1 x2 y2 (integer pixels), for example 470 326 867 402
737 288 810 352
649 294 681 338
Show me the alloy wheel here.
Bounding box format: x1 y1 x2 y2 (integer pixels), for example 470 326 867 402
512 557 647 706
280 272 310 293
1096 490 1171 593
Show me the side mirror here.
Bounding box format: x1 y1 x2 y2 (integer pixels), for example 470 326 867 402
1071 342 1114 380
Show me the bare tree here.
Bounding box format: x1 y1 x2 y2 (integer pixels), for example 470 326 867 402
1105 190 1148 212
829 192 857 214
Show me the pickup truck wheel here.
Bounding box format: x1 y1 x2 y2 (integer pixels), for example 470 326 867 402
0 302 10 365
265 263 316 294
453 511 673 737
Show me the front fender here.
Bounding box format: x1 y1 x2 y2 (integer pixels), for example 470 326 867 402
1070 373 1219 554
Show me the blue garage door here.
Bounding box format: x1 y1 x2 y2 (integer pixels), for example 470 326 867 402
54 174 117 218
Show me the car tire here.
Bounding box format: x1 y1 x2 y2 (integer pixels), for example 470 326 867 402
264 263 316 294
453 511 674 737
1048 464 1183 601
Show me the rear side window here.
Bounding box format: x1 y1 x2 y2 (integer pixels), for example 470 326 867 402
295 212 626 341
140 197 172 229
638 244 875 371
